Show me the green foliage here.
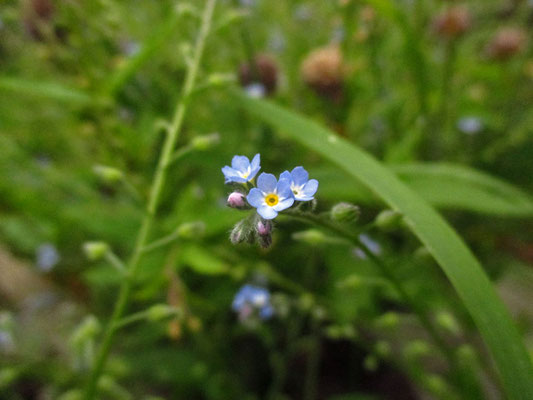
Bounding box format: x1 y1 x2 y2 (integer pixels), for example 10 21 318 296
234 92 533 400
1 0 532 399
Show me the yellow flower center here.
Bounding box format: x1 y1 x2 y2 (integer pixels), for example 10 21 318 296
265 194 279 206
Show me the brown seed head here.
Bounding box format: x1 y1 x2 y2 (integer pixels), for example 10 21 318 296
433 6 472 39
486 28 527 61
301 46 345 101
238 54 279 96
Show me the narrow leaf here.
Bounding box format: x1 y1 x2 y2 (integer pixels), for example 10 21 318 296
233 92 533 400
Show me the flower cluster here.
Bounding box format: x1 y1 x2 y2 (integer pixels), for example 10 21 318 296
232 284 274 321
222 154 318 220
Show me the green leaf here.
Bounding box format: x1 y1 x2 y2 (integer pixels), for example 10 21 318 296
313 163 533 216
233 92 533 400
393 163 533 216
0 77 93 105
179 244 229 275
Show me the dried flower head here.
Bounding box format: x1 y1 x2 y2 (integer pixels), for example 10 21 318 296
238 54 279 96
486 28 527 61
301 46 345 101
23 0 55 39
432 6 471 39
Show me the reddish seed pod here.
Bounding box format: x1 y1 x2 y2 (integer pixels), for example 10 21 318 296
486 28 527 61
300 46 345 101
238 54 279 96
432 6 472 40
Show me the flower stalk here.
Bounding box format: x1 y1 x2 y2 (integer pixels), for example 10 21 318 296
83 0 218 398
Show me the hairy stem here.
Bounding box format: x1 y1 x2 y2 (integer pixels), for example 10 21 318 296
83 1 218 398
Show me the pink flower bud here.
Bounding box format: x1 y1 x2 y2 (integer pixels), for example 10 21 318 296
257 220 272 236
227 192 246 209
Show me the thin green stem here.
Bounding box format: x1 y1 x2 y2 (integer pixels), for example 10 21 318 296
104 251 126 273
142 230 182 254
168 144 194 166
282 211 483 398
83 1 218 398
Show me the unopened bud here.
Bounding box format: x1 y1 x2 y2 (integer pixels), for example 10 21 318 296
292 229 326 245
403 340 431 360
207 73 235 86
177 221 205 240
227 192 247 209
230 220 247 244
147 304 178 322
436 311 460 335
258 233 272 249
71 315 100 348
82 241 109 261
191 132 220 151
414 246 433 263
375 209 402 231
425 374 450 398
456 344 477 365
92 165 124 183
187 316 202 332
0 368 19 389
331 202 360 223
375 341 391 357
175 3 197 18
298 293 315 311
374 312 400 330
256 219 272 236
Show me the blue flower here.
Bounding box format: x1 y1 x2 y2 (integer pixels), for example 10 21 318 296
232 284 274 320
36 243 60 272
247 173 294 219
222 154 261 184
279 166 318 201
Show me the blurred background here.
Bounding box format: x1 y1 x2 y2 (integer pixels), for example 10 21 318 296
0 0 532 399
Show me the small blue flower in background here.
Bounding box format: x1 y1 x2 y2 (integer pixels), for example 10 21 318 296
457 116 483 135
222 154 261 184
244 83 266 98
280 166 319 202
247 173 294 219
232 284 274 321
36 243 60 272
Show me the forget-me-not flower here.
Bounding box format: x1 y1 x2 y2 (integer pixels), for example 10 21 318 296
222 154 261 184
232 284 274 320
280 166 318 201
247 173 294 219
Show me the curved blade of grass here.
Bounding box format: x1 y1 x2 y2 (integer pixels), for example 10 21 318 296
394 163 533 216
233 92 533 400
0 77 93 105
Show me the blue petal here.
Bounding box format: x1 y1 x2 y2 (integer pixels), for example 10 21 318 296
222 166 247 183
249 165 261 181
250 154 261 171
231 155 250 172
301 179 318 197
257 205 278 219
291 166 309 186
232 285 252 310
247 188 265 208
276 178 292 196
279 170 292 183
257 173 277 193
259 305 274 319
273 196 294 212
